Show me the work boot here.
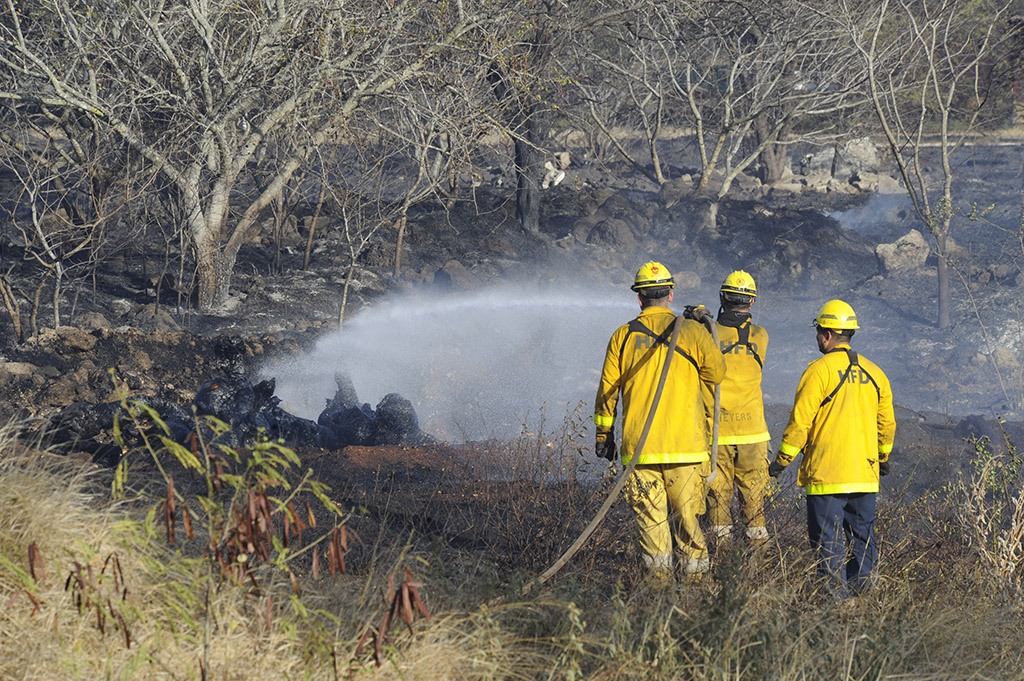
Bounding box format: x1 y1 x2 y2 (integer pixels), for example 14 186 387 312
683 570 706 585
682 556 710 583
645 567 675 590
641 553 675 590
745 525 769 548
710 524 734 542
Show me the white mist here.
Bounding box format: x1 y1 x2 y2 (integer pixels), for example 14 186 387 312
260 287 639 442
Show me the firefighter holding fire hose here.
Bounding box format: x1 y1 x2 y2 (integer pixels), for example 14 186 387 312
769 299 896 599
594 261 726 583
706 271 772 547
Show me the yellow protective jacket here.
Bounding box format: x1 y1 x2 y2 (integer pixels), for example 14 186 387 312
713 318 770 445
595 306 727 465
777 343 896 495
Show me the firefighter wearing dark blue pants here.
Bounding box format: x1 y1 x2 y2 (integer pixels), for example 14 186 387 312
769 300 896 598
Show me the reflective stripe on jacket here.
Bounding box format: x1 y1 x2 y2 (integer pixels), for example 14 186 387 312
714 320 770 445
594 306 727 465
778 343 896 495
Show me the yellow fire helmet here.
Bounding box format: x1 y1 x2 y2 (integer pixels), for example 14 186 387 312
813 299 860 330
631 261 675 291
720 270 757 298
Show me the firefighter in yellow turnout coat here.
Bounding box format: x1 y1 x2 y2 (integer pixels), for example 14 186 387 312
595 262 727 580
770 300 896 598
707 271 771 545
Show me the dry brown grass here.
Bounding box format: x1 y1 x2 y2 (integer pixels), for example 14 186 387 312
4 414 1024 680
0 422 338 680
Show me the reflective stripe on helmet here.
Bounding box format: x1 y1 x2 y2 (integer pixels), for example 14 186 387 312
812 299 860 330
720 270 757 298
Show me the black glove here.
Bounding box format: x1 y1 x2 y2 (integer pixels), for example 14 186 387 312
879 461 891 476
768 460 785 478
596 429 617 461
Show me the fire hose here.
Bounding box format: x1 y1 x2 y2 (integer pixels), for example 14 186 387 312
522 306 720 594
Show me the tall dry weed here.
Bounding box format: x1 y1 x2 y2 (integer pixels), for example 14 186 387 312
954 433 1024 599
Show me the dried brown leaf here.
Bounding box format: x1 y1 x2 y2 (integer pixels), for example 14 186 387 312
28 541 44 584
410 586 431 620
164 478 176 545
183 508 194 541
401 585 414 630
305 501 316 529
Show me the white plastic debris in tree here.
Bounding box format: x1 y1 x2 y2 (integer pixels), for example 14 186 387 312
542 160 566 189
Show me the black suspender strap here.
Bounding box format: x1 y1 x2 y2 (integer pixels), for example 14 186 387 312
720 323 763 368
820 348 880 407
621 318 700 372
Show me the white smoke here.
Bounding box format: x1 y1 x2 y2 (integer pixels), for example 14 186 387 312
826 193 913 237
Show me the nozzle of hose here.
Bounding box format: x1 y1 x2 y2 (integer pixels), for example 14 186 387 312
683 304 712 323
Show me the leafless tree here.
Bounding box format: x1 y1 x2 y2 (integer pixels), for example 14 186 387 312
317 131 408 329
573 0 864 232
484 22 551 233
842 0 1020 329
374 78 492 276
0 0 495 312
281 97 469 327
682 1 862 200
568 1 683 188
0 107 148 328
0 267 23 342
483 1 611 234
